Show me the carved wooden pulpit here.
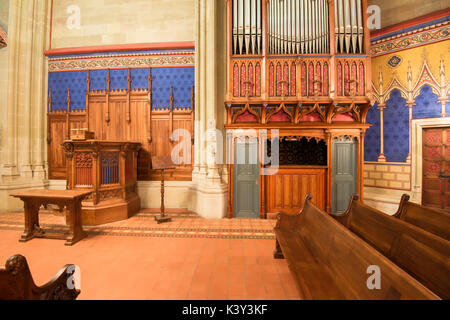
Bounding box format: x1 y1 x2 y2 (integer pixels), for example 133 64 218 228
151 156 175 224
62 140 141 225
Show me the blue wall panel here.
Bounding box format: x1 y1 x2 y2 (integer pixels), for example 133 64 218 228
151 67 194 109
364 103 380 162
384 89 409 162
89 69 108 91
48 67 195 112
48 71 87 111
109 69 129 90
413 85 441 119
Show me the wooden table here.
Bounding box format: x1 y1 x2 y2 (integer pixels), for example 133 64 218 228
10 189 92 246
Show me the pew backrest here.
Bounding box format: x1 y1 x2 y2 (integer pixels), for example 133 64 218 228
332 195 450 299
394 194 450 241
275 195 440 299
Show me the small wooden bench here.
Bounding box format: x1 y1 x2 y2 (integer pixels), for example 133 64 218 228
0 254 80 300
273 194 439 300
331 195 450 299
393 194 450 241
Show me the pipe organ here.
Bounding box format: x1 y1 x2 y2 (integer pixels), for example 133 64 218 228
267 0 330 54
225 0 373 218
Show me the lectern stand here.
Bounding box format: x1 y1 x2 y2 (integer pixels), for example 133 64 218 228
151 156 175 224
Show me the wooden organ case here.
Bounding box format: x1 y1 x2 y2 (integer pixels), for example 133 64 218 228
62 140 141 225
225 0 373 218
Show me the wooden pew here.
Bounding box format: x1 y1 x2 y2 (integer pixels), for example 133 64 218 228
273 194 440 300
0 254 80 300
393 194 450 241
331 195 450 299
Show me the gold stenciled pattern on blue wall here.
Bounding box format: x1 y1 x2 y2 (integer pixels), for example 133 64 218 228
48 67 195 111
383 90 409 162
48 71 88 111
413 85 442 119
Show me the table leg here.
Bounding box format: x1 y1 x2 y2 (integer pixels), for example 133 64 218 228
20 201 44 242
65 201 87 246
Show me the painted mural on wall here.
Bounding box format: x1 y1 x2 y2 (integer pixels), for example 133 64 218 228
47 48 195 111
365 13 449 192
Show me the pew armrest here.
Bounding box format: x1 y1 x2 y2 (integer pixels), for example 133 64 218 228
393 194 411 218
328 194 360 226
2 254 80 300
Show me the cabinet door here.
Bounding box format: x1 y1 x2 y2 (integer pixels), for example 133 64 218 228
332 138 357 213
233 139 259 218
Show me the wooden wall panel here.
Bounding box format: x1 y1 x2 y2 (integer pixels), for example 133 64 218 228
265 167 326 214
48 113 87 179
48 116 67 179
48 91 193 181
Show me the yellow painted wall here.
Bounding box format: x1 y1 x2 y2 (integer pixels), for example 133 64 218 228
372 40 450 94
51 0 195 48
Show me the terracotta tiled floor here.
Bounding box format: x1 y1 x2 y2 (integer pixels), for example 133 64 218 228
0 211 299 300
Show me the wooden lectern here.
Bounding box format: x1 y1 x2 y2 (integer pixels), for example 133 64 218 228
151 156 175 224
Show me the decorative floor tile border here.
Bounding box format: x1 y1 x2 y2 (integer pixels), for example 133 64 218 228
0 220 275 240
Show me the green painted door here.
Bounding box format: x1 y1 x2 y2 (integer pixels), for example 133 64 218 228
233 138 259 218
332 138 357 214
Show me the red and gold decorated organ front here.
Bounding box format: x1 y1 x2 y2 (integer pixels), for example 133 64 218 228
225 0 374 218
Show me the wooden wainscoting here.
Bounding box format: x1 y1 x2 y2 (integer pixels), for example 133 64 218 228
47 72 194 181
265 166 327 214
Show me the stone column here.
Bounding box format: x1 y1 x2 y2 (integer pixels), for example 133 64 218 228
191 0 228 218
0 0 50 211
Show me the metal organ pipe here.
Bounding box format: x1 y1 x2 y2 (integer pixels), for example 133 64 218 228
231 0 363 55
232 0 262 55
334 0 363 53
244 0 250 54
268 0 330 54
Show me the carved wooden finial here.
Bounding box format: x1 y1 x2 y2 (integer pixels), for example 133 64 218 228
170 86 174 110
106 69 110 92
127 68 131 91
66 88 71 112
191 85 195 110
148 68 152 91
86 71 90 93
48 88 52 113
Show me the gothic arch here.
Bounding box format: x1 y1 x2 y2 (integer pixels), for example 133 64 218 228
412 59 441 100
384 75 409 102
